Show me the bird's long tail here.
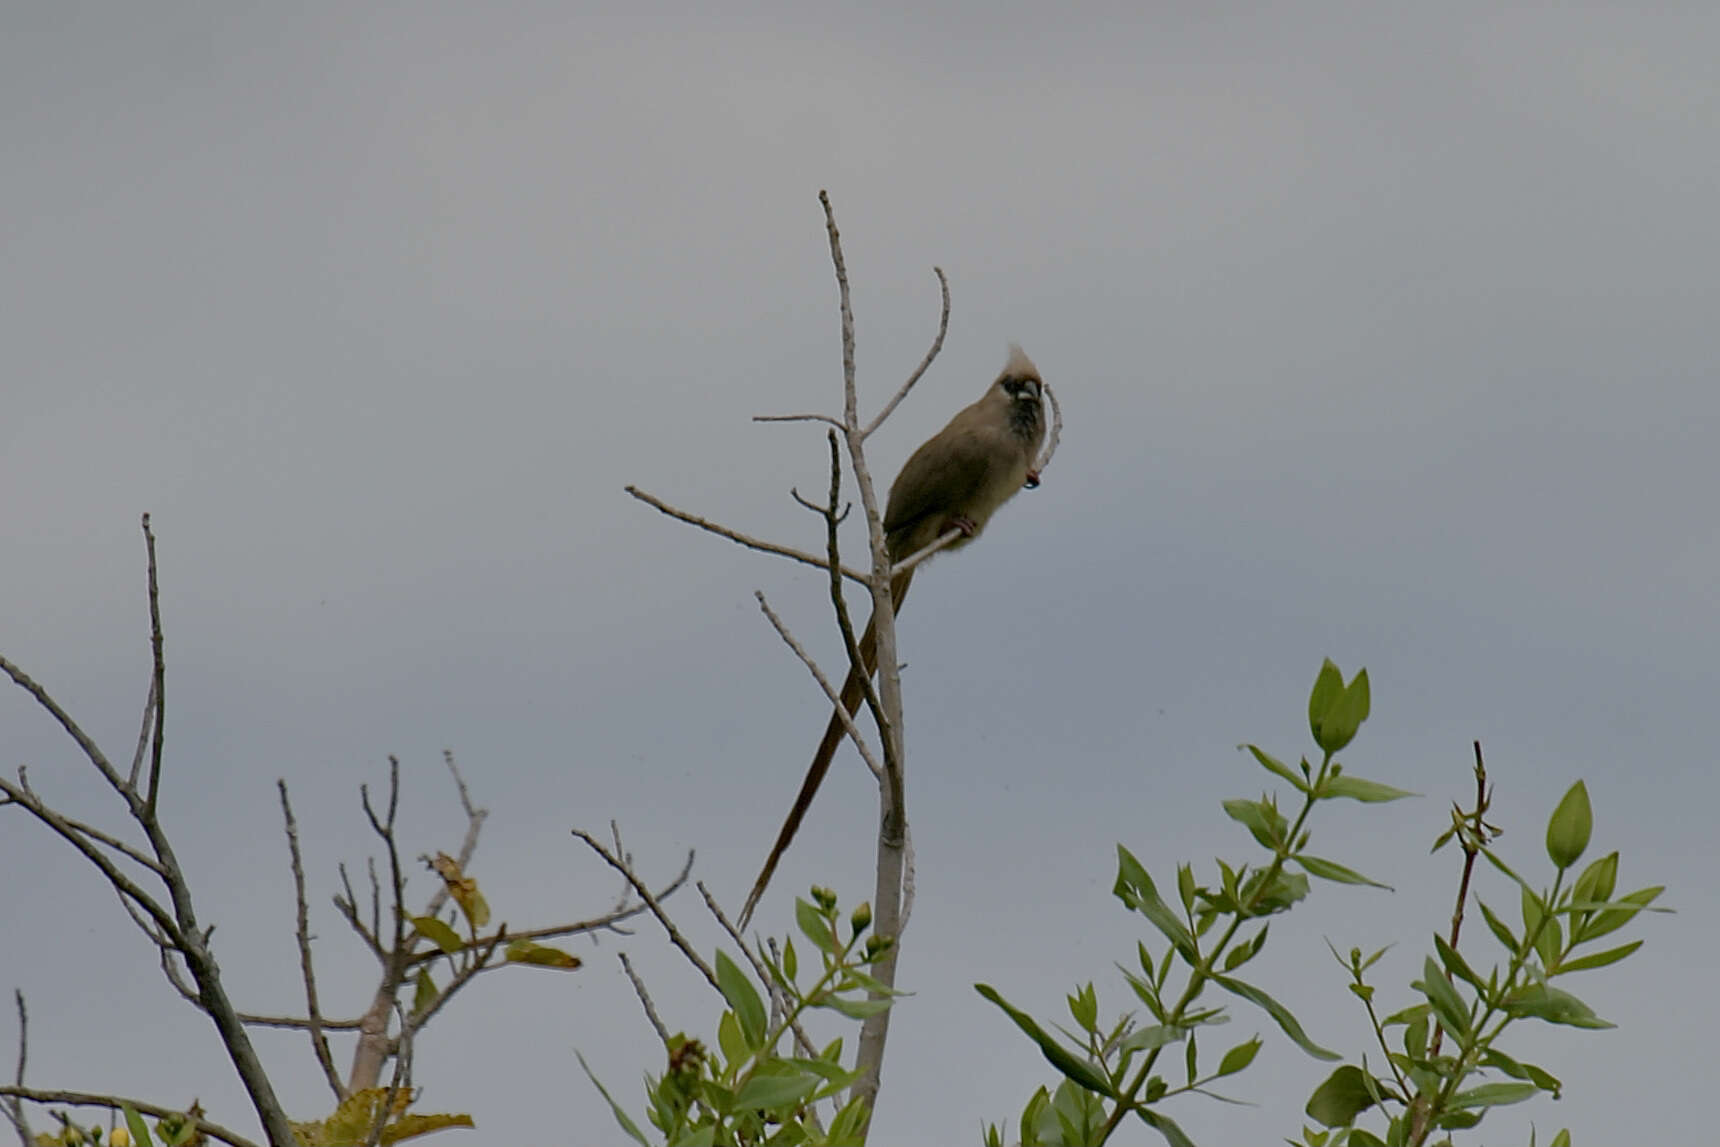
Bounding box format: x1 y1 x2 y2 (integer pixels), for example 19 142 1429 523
737 569 912 928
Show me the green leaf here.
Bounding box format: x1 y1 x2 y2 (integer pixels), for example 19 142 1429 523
1307 660 1345 750
1571 850 1619 907
976 983 1118 1097
576 1051 651 1146
411 970 436 1017
410 915 463 955
1320 775 1417 803
1224 798 1285 849
733 1068 819 1109
1448 1082 1539 1110
715 951 767 1052
1478 900 1520 953
1217 1036 1262 1078
1137 1108 1198 1147
504 939 582 968
1545 781 1592 870
782 937 798 982
1214 975 1340 1060
1296 855 1392 890
1068 983 1099 1033
1555 938 1644 974
1178 863 1198 914
1115 846 1198 960
121 1104 156 1147
1305 1065 1379 1128
795 898 836 953
1118 1024 1187 1054
823 995 894 1020
1414 956 1471 1039
1534 914 1564 972
1309 661 1370 754
717 1010 746 1067
1245 743 1310 791
827 1096 871 1143
1504 983 1615 1029
1576 885 1666 942
1520 883 1547 941
1432 934 1486 993
1481 1047 1562 1096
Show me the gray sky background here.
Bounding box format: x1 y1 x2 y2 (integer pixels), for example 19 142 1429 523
3 3 1715 1144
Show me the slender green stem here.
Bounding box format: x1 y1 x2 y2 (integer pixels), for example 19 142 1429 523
1408 868 1565 1147
1094 751 1336 1142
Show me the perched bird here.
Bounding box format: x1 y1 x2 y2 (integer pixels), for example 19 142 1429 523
738 345 1048 928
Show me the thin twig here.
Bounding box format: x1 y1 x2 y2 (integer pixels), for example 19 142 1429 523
1429 742 1492 1062
0 658 128 794
0 1088 259 1147
625 486 870 585
618 953 670 1044
142 514 167 816
756 593 884 781
818 431 886 765
861 267 951 439
817 188 909 1113
333 864 385 959
697 882 818 1058
889 523 967 583
279 781 344 1101
755 413 846 430
59 815 165 876
365 1002 415 1147
127 676 157 791
572 826 718 993
3 992 28 1147
0 777 184 945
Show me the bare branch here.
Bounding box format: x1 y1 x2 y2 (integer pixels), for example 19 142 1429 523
406 851 693 968
889 524 968 583
333 863 385 960
397 929 506 1038
816 188 909 1112
697 882 818 1059
0 1088 260 1147
573 826 718 993
0 657 128 795
755 592 884 782
625 485 869 585
755 413 846 430
236 1011 365 1032
142 514 167 816
0 776 183 945
618 953 670 1044
279 781 344 1101
818 431 886 757
861 266 951 438
58 814 165 877
126 675 157 791
3 992 28 1147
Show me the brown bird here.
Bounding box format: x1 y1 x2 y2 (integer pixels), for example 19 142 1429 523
737 345 1048 928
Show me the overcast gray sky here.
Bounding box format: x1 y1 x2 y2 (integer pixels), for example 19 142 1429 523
3 3 1715 1144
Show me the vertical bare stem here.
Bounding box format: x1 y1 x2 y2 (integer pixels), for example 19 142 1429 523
817 190 908 1111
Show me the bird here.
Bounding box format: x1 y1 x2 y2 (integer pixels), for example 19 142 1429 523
737 344 1048 928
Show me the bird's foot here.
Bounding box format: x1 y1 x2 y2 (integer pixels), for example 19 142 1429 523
948 515 978 538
